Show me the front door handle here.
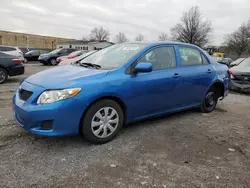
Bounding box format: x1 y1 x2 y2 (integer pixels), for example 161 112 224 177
206 69 212 74
172 73 181 78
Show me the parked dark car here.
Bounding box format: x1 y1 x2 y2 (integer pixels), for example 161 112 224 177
18 47 36 63
229 57 250 93
25 50 49 61
38 48 76 65
214 57 232 67
0 52 24 84
18 47 34 54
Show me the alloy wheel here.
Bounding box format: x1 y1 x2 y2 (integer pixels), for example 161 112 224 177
0 70 6 83
50 59 57 65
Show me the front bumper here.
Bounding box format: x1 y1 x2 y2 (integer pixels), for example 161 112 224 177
12 81 86 136
230 80 250 93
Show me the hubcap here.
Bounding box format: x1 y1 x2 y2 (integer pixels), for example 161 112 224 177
51 59 56 65
205 92 215 108
91 107 119 138
0 70 6 82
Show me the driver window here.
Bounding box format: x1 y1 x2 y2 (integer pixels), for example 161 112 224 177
137 46 176 71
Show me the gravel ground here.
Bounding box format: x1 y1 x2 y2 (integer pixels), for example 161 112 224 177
0 63 250 188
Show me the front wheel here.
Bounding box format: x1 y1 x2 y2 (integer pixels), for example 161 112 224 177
49 58 57 66
23 58 28 63
81 100 124 144
200 88 218 113
0 68 8 84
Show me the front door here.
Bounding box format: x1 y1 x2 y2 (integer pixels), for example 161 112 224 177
126 46 183 120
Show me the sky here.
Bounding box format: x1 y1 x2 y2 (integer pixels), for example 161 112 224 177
0 0 249 45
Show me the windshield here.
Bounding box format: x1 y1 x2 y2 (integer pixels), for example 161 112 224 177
232 58 245 65
49 48 62 54
80 43 146 68
237 58 250 68
76 51 96 61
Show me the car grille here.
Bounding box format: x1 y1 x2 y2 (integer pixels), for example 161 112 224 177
233 74 250 84
19 88 33 101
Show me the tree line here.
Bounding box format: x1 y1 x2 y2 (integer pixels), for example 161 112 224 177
83 6 250 56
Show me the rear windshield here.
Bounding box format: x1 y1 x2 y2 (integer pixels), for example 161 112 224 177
0 46 16 51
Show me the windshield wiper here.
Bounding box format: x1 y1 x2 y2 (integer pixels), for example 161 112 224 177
79 62 101 69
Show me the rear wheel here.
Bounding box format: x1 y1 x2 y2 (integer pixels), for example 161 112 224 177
200 88 218 113
49 58 57 66
24 58 28 64
0 68 8 84
80 100 124 144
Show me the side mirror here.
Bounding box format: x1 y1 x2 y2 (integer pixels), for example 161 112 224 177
134 62 153 73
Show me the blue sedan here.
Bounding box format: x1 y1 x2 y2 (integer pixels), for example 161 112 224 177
13 42 230 144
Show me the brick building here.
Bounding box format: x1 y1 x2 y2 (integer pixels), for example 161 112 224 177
0 30 73 50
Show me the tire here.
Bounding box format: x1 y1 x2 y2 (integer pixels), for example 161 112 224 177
49 58 57 66
81 99 124 144
0 68 8 84
24 58 28 64
200 87 218 113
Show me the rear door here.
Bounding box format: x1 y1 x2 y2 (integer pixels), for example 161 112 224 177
177 46 215 106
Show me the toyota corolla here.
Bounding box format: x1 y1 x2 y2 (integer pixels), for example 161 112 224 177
13 42 230 144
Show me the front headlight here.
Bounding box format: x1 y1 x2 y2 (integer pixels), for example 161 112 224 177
37 88 81 104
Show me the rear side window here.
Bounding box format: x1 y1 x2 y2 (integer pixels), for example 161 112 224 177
137 46 177 71
67 49 75 53
179 47 208 66
0 46 16 52
19 47 28 53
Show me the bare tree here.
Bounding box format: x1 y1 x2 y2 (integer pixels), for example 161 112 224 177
170 6 212 47
135 34 144 41
89 26 110 41
224 21 250 57
114 32 129 43
82 36 88 41
158 32 168 41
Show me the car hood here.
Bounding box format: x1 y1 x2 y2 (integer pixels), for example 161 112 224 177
25 65 109 89
230 66 250 74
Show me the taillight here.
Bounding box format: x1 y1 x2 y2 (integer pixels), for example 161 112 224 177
228 70 234 79
12 58 23 63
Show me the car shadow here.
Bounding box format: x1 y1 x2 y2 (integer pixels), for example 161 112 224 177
23 106 227 148
5 77 21 84
121 108 198 132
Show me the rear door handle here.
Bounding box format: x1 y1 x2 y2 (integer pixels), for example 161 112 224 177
206 69 212 74
172 73 181 78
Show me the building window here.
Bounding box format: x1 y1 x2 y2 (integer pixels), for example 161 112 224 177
69 45 72 48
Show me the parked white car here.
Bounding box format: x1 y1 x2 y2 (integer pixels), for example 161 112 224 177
0 45 25 61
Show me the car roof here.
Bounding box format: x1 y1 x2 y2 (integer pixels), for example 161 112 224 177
0 45 18 48
124 41 199 47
